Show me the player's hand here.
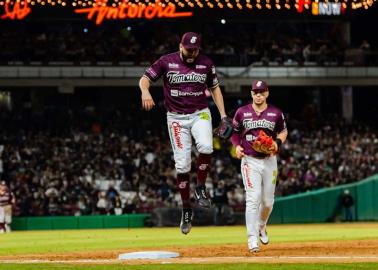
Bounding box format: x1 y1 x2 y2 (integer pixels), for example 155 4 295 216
235 145 245 159
268 141 278 156
141 90 155 111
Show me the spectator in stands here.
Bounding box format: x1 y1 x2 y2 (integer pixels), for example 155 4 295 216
0 108 377 216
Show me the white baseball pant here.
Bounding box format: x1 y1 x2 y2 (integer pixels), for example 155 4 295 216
167 108 213 174
241 155 278 246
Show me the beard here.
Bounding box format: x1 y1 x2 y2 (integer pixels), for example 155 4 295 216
181 51 197 64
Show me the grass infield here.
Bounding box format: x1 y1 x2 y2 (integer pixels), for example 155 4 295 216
0 222 377 269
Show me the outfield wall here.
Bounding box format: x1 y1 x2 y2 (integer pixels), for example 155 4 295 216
11 175 378 230
11 214 150 231
270 174 378 223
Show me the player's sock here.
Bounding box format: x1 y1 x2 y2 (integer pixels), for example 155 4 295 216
5 224 11 232
177 173 191 208
0 223 5 233
196 153 211 185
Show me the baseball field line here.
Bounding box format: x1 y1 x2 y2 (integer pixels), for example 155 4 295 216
1 256 378 264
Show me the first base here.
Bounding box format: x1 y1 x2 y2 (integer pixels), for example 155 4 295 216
118 251 180 260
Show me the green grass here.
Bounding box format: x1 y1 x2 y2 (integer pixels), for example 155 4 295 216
1 223 378 269
1 264 378 270
1 223 378 256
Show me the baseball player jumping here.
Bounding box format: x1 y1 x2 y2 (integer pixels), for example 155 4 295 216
139 32 232 234
231 80 288 252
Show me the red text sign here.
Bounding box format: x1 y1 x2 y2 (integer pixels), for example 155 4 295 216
1 1 31 20
74 1 193 25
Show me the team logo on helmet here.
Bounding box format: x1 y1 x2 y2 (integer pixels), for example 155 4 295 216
256 81 262 87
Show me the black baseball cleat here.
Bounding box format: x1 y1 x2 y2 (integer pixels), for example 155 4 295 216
180 208 193 235
194 185 212 208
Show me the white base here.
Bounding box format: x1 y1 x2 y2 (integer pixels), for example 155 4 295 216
118 251 180 260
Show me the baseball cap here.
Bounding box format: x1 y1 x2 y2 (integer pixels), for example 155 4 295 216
251 80 268 93
181 32 201 50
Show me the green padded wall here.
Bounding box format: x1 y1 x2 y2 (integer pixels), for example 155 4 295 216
12 214 150 231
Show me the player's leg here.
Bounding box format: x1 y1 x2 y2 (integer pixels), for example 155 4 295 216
167 113 193 234
191 109 213 208
259 156 278 245
241 156 263 252
4 205 12 233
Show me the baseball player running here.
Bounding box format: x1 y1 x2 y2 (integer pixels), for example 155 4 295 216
230 80 288 252
139 32 232 234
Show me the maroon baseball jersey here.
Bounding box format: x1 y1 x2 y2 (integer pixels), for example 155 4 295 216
231 104 287 158
0 187 13 206
143 52 219 114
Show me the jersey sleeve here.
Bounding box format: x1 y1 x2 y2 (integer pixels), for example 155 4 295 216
232 109 242 133
206 61 220 89
230 109 242 146
275 110 287 134
143 56 165 82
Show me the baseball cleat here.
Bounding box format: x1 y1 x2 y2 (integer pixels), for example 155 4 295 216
180 208 193 235
194 185 212 208
260 230 269 245
249 247 260 253
259 229 269 245
248 240 260 253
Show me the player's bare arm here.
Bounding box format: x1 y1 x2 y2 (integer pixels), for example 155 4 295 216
270 129 288 152
235 145 245 159
139 76 155 111
210 85 227 118
277 129 288 143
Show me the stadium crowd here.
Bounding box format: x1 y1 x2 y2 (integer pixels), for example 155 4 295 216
0 108 377 216
0 23 375 66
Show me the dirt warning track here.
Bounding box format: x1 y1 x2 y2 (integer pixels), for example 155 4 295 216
0 239 377 264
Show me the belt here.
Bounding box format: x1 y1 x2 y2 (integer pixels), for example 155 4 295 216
251 155 268 160
169 111 188 115
168 109 202 115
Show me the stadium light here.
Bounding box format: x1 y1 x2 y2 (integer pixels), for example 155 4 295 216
0 0 376 23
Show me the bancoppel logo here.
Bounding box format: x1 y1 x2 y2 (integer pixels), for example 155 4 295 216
244 112 252 117
170 89 203 97
246 134 253 141
267 112 276 117
171 90 179 96
169 63 179 68
179 91 203 97
196 65 206 69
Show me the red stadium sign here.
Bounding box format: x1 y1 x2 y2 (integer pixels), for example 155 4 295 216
74 1 193 25
1 1 31 20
